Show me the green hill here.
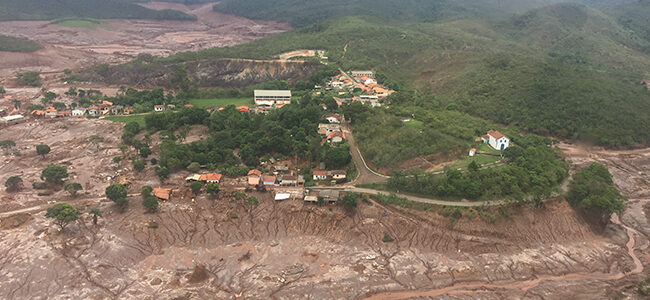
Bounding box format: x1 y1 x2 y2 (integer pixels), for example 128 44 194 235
0 35 41 52
0 0 196 21
77 3 650 149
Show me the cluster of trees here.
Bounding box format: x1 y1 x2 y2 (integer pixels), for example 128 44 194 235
567 163 625 220
150 100 351 177
388 135 569 201
16 71 41 87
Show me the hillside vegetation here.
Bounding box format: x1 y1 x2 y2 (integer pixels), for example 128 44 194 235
0 0 196 21
77 2 650 149
212 0 631 27
0 35 41 52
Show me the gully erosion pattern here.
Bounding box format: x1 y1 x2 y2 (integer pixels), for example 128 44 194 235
363 213 644 299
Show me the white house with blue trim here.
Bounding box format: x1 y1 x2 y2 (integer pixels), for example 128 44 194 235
481 130 510 150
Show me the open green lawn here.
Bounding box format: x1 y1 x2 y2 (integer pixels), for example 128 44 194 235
403 119 423 128
104 114 147 127
53 18 102 29
449 154 502 170
189 98 252 108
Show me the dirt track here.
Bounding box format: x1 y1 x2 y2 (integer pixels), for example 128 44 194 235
0 2 290 78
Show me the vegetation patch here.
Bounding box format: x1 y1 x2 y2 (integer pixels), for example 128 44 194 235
52 18 102 29
189 98 252 108
0 35 41 52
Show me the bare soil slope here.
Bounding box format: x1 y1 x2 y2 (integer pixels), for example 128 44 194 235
0 2 290 77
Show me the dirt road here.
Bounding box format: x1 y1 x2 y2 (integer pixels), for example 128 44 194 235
342 123 391 184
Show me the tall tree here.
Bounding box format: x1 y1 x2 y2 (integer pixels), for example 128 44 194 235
41 164 68 185
45 203 80 231
36 144 51 159
89 208 102 225
5 176 23 192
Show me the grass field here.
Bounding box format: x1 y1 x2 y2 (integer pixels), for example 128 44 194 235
449 154 502 170
103 114 147 127
53 18 101 29
189 98 252 108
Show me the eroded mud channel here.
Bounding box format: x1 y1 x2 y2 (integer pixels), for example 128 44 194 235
0 136 648 299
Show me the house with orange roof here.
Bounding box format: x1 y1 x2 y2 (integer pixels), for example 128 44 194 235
481 130 510 150
326 131 345 144
56 111 72 117
248 169 262 186
31 110 45 117
469 148 476 157
199 173 222 183
102 100 113 106
184 104 194 108
236 106 249 112
154 105 165 112
153 187 172 201
313 170 327 181
45 106 57 117
88 106 99 115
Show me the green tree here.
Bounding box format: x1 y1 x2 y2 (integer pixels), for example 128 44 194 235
155 166 169 182
41 164 68 184
45 203 80 231
133 160 145 171
106 183 128 209
0 140 15 153
567 163 625 221
340 192 358 214
187 162 201 173
206 183 220 198
139 145 152 158
5 176 23 192
64 182 83 197
36 144 51 159
190 181 202 195
0 86 5 94
246 196 259 208
141 186 153 198
143 196 159 212
89 208 102 225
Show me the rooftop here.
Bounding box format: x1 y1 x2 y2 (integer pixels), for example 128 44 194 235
254 90 292 97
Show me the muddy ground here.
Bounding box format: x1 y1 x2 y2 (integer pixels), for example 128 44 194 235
0 2 290 79
0 117 648 299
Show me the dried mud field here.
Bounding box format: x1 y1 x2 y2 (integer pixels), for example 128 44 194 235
0 118 648 299
0 2 290 78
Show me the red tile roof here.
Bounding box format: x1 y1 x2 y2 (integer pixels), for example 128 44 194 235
199 173 222 182
313 170 327 176
248 169 262 177
487 130 505 139
153 187 172 200
236 106 249 112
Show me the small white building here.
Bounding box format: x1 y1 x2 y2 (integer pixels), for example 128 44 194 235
154 105 165 112
481 130 510 151
325 114 342 124
72 109 86 117
254 90 292 111
2 114 25 125
351 70 374 77
469 148 476 157
313 170 327 181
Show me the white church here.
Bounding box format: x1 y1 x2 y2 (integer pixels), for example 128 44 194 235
481 130 510 150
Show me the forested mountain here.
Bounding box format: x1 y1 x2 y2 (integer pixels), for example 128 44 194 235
0 0 196 21
74 1 650 148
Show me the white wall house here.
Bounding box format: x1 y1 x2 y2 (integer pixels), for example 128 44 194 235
481 130 510 150
72 109 86 117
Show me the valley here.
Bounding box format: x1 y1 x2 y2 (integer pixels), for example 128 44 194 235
0 0 649 299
